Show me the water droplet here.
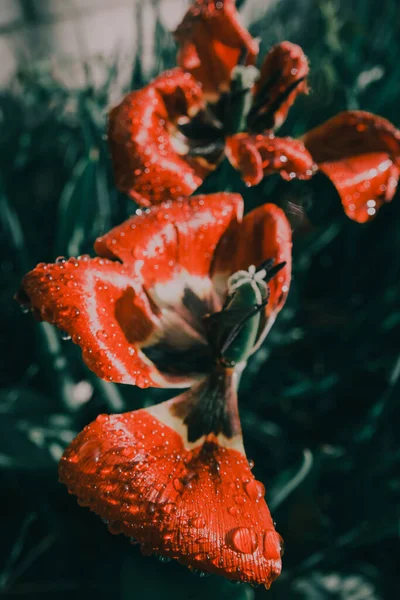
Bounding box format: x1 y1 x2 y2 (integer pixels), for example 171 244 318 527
108 521 122 535
162 503 176 514
96 330 109 342
78 440 101 462
60 330 71 341
245 479 265 502
190 517 206 528
228 506 240 516
263 530 283 559
228 527 258 554
234 494 247 505
147 502 157 515
173 478 183 492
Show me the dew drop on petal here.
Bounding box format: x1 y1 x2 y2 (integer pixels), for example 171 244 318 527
228 527 258 554
234 494 247 505
189 517 206 528
245 479 265 502
263 530 284 559
228 506 240 516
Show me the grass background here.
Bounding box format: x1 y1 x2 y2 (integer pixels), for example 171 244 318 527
1 0 400 598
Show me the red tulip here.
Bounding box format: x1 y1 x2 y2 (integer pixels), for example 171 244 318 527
18 194 291 388
174 0 259 100
18 193 291 586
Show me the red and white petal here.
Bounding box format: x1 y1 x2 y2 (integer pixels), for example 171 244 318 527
212 203 292 318
19 257 190 388
95 194 244 311
320 153 399 223
108 69 206 206
252 41 309 130
174 0 259 100
59 385 282 588
226 133 316 186
303 111 400 222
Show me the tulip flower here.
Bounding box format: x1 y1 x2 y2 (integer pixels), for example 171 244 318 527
108 0 400 223
17 193 291 586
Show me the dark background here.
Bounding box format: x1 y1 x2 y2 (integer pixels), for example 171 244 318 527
1 0 400 598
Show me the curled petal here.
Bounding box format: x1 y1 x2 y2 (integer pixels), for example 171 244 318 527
303 111 400 222
303 111 400 163
108 69 209 205
226 133 316 186
59 372 282 588
175 0 259 100
212 203 292 321
18 257 191 388
250 41 309 131
320 153 399 223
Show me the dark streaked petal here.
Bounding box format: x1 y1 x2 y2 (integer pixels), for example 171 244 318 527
250 41 309 131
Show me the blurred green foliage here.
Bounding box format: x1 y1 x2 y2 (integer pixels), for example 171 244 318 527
1 0 400 598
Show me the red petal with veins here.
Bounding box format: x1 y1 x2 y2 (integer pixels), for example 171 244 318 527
108 69 208 206
212 203 292 317
303 111 400 222
95 193 244 287
252 41 309 130
175 0 258 100
226 133 316 186
59 398 282 587
18 257 189 388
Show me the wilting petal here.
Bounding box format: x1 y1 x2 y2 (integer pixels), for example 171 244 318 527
95 193 243 305
303 111 400 163
18 257 192 388
59 369 282 588
226 132 316 186
175 0 259 100
108 69 210 206
249 41 309 131
212 203 292 320
303 111 400 222
320 153 399 223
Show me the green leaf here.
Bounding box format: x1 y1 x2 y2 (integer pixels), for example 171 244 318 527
121 553 254 600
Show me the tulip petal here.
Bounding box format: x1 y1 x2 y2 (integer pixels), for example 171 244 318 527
212 203 292 321
319 153 399 223
303 111 400 222
59 372 282 588
19 257 191 388
250 41 309 131
175 0 259 100
108 69 208 205
95 193 243 305
226 133 316 186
